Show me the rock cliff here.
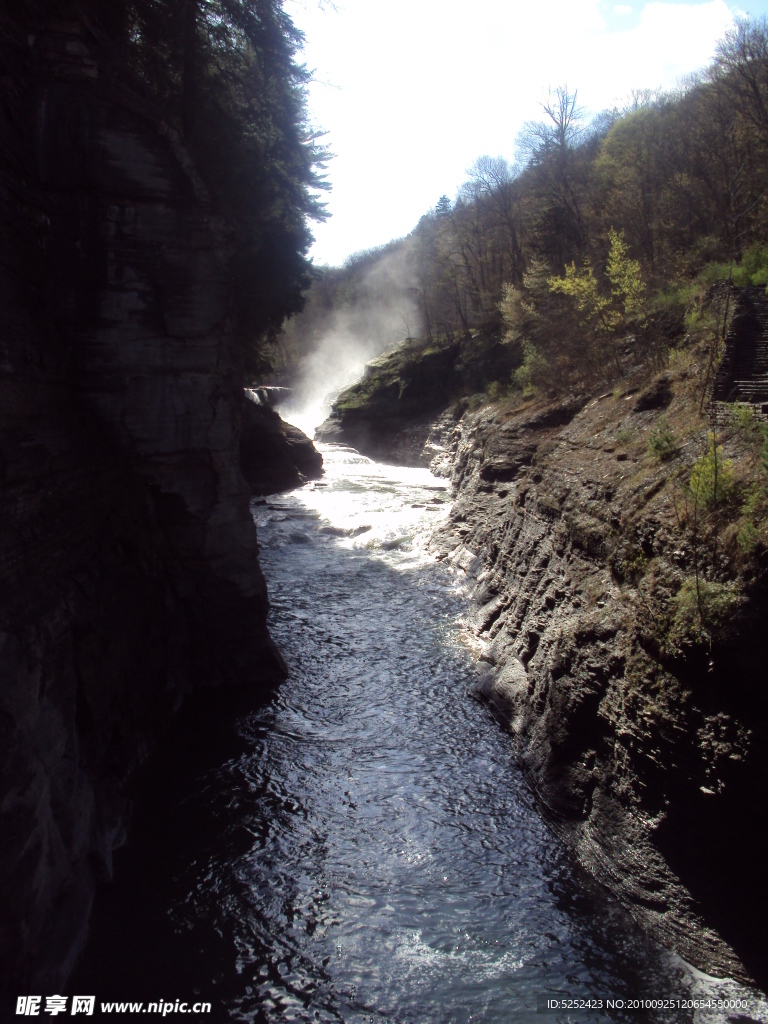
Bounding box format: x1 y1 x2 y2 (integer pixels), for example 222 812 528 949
0 15 318 987
316 333 519 464
431 382 767 985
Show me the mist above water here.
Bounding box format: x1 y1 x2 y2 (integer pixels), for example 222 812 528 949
277 247 419 437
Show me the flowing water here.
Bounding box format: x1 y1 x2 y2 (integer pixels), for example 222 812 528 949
73 444 766 1023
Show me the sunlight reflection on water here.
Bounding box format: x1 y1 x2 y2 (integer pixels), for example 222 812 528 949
245 442 768 1024
283 443 451 567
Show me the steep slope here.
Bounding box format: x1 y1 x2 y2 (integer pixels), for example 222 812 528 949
316 333 519 464
431 379 768 985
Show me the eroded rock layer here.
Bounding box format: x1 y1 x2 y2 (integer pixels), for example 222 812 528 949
431 389 767 985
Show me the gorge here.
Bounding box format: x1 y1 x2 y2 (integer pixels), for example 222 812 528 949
2 0 768 1019
66 443 766 1020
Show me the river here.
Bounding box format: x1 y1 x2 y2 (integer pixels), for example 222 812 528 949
71 443 767 1023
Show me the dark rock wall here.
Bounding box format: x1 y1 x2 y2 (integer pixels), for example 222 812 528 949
0 18 290 986
241 396 323 496
432 397 768 986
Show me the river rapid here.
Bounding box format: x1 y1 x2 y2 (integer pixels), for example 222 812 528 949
72 443 767 1023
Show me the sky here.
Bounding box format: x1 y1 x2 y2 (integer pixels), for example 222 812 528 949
285 0 768 267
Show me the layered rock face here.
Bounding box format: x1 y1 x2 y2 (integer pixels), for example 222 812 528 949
0 18 315 987
431 388 767 985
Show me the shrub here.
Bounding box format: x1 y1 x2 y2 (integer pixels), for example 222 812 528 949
647 418 677 461
514 339 549 397
668 347 694 372
690 435 734 507
737 519 762 553
698 244 768 288
669 577 743 648
485 380 508 402
731 403 760 435
738 481 767 552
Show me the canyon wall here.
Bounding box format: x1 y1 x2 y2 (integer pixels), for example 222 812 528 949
431 388 767 986
0 16 312 986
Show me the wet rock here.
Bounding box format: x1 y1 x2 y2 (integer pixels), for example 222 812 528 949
240 396 323 496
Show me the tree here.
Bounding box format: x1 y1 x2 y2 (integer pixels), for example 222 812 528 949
517 87 588 268
715 18 768 148
547 229 646 369
465 156 524 284
605 228 646 320
518 86 586 158
112 0 331 362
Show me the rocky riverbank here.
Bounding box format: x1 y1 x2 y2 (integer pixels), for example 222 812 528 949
316 333 519 463
324 350 768 986
0 14 320 988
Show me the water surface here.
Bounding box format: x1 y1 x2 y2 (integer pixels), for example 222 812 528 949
73 444 766 1023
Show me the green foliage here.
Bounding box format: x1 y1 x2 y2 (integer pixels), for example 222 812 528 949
547 229 646 343
499 282 525 343
681 288 731 400
499 258 553 344
741 481 765 518
737 518 762 553
670 577 743 648
291 17 768 388
514 340 549 396
616 425 633 445
739 243 768 286
690 434 734 507
647 418 677 461
667 347 694 372
683 303 717 337
731 403 760 434
605 228 646 319
548 260 616 331
699 244 768 288
738 482 766 550
485 379 508 402
734 427 768 549
623 548 648 583
651 281 702 313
